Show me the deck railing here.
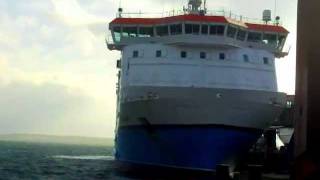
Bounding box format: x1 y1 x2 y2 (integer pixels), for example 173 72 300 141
116 9 282 25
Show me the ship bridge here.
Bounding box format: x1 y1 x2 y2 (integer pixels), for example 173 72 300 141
107 11 289 58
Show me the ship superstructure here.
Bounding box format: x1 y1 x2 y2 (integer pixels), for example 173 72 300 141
107 0 289 171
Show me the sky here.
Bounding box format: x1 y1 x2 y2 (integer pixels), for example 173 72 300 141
0 0 297 138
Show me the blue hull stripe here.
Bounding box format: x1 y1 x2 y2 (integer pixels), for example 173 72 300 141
115 125 262 170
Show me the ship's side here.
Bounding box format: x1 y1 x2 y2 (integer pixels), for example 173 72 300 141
107 4 289 171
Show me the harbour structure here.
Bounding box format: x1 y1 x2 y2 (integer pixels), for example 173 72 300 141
107 0 289 171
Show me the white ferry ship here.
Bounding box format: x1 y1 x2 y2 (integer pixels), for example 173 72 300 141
107 0 289 171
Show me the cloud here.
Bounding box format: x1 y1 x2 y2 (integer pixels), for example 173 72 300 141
0 56 11 84
0 0 119 137
0 53 117 137
50 0 106 26
0 57 8 72
0 81 115 137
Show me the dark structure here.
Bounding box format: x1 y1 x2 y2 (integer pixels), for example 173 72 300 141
295 0 320 179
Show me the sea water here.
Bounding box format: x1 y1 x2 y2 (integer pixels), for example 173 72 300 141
0 141 125 180
0 141 219 180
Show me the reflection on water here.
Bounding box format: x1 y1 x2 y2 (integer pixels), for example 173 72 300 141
53 155 114 161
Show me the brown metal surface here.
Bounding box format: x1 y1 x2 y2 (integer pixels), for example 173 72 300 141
295 0 320 179
295 0 320 157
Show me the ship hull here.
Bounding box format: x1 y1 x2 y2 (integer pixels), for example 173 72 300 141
115 125 261 171
115 86 286 170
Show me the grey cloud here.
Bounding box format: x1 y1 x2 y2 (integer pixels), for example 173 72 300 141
0 81 113 137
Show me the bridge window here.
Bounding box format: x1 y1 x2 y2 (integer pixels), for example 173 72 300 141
227 26 237 38
156 25 169 36
113 27 121 42
116 59 121 68
248 32 262 43
170 24 182 35
181 51 187 58
133 51 139 58
209 25 225 36
156 50 162 58
243 54 249 62
185 24 200 34
263 57 269 65
200 52 207 59
219 53 225 60
139 27 154 37
277 35 287 50
201 25 209 35
263 33 277 47
122 27 138 37
237 29 247 41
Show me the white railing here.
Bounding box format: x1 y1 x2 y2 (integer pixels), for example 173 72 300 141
106 31 114 42
116 9 282 25
105 31 115 47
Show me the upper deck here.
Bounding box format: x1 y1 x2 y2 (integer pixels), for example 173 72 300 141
107 9 289 58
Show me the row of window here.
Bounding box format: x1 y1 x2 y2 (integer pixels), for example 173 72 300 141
114 24 225 38
113 24 286 49
132 50 270 65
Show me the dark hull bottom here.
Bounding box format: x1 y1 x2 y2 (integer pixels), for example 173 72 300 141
115 125 262 171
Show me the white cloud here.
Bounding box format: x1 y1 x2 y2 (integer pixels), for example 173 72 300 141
0 0 119 137
0 81 115 137
50 0 106 26
0 56 8 72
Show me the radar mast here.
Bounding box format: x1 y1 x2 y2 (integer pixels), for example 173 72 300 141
186 0 206 15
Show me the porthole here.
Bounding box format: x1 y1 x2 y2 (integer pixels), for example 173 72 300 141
263 57 269 65
200 52 206 59
243 54 249 62
181 51 187 58
219 53 225 60
156 50 162 58
133 50 139 58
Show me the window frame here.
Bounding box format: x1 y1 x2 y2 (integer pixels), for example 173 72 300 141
243 54 249 63
122 26 138 37
262 33 277 47
138 26 154 37
185 24 200 35
227 26 237 38
277 35 287 50
237 29 247 41
181 51 187 58
200 52 207 59
170 24 183 35
209 25 225 36
219 53 226 60
247 32 262 43
263 57 270 65
156 25 169 36
113 26 122 42
201 25 209 35
156 50 162 58
133 50 139 58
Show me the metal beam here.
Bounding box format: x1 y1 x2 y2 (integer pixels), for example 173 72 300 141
295 0 320 178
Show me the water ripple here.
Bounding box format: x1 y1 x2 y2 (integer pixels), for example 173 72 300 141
52 155 114 161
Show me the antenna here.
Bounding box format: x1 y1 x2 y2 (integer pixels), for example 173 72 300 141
274 0 277 19
263 10 272 24
187 0 203 14
118 0 123 17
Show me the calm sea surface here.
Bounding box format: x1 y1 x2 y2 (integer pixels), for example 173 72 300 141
0 141 218 180
0 141 127 180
